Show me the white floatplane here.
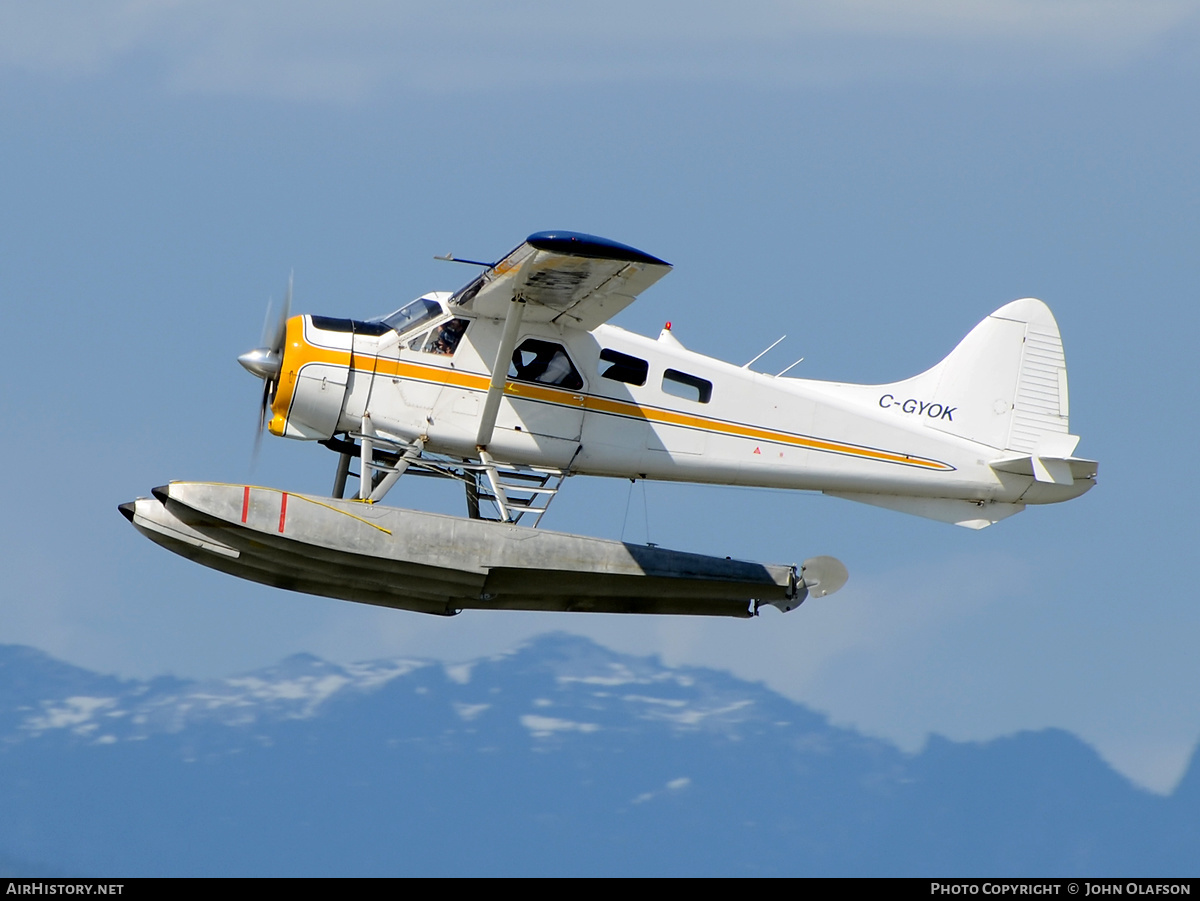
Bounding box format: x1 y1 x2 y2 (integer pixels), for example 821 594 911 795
121 231 1096 617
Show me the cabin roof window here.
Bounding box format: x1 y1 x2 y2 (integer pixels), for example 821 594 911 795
662 369 712 404
599 348 648 386
382 297 443 336
509 339 583 391
309 316 393 336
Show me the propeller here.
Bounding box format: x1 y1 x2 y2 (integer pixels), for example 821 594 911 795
239 273 293 460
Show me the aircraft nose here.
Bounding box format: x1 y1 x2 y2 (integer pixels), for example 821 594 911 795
238 347 281 380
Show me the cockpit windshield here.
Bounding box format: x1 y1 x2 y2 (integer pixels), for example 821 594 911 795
381 297 443 336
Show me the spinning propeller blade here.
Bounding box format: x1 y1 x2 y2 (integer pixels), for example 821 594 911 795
253 379 271 464
240 273 294 463
265 273 292 355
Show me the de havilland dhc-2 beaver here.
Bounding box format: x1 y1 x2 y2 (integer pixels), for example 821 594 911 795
121 231 1097 618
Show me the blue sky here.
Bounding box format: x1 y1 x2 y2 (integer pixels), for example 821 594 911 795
2 2 1198 794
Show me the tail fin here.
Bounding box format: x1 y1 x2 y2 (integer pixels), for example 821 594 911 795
827 299 1095 526
886 298 1073 453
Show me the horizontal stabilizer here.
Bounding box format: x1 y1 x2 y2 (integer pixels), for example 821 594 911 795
827 491 1025 530
990 454 1099 485
1034 457 1074 485
989 433 1097 486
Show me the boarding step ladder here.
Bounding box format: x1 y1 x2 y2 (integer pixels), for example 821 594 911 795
469 454 566 528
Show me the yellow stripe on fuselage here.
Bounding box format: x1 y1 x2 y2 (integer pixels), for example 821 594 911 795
272 322 953 472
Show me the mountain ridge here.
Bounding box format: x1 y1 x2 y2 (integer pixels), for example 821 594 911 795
0 633 1193 876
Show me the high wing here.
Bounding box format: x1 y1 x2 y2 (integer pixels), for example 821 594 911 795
449 231 672 331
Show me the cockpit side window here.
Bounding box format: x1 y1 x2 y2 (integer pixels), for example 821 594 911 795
382 298 443 337
407 318 470 356
508 339 583 390
598 348 648 386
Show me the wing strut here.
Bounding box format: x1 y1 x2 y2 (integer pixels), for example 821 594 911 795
475 295 527 450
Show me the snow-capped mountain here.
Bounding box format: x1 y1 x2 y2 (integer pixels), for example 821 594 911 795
0 635 1194 876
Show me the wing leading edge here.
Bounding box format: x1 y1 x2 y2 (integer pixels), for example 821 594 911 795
450 231 672 331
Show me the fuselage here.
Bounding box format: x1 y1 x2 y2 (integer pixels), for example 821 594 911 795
265 293 1091 512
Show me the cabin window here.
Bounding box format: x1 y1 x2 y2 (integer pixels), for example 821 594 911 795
599 348 648 386
662 369 712 404
382 298 443 337
407 318 470 356
509 339 583 390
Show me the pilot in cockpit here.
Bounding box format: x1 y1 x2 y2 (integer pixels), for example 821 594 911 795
429 318 468 355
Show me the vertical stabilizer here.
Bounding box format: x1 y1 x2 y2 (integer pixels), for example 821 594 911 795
824 298 1094 526
877 298 1073 453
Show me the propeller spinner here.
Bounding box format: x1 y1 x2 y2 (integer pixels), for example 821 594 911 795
239 274 292 456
